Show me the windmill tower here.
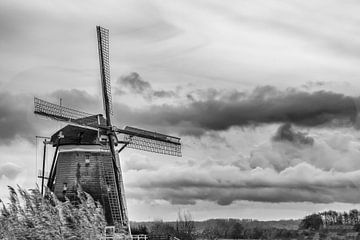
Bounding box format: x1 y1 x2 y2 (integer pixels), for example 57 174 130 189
34 26 182 235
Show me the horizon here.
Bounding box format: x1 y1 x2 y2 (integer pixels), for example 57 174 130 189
129 217 302 222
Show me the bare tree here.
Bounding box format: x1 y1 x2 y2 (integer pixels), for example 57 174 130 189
176 210 196 240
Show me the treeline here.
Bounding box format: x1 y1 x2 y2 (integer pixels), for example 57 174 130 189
133 218 301 239
200 219 299 239
300 209 360 230
0 186 106 239
198 218 299 230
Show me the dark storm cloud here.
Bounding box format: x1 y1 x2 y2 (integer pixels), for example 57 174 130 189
0 163 21 180
153 90 177 98
116 72 177 99
2 86 358 144
117 86 358 136
272 123 314 146
0 89 101 145
118 72 151 94
0 92 36 144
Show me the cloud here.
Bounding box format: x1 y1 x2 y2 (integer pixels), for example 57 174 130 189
249 127 360 173
203 0 360 59
117 72 152 94
125 129 360 205
272 123 314 146
1 86 359 207
2 85 359 146
0 162 21 180
126 161 360 205
123 153 158 171
1 97 358 215
122 123 360 206
0 89 102 146
115 86 359 136
301 81 328 90
0 91 36 144
153 90 177 98
186 88 246 102
48 89 100 113
116 72 177 100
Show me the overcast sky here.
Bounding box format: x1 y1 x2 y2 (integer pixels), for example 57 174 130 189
2 0 360 221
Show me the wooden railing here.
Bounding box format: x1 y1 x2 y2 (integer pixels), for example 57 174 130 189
102 234 148 240
131 235 148 240
102 226 181 240
147 235 180 240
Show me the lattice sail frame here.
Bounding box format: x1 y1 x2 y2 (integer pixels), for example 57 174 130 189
34 97 92 122
97 26 113 116
120 126 182 157
123 135 182 156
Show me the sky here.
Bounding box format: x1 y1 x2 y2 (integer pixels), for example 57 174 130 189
2 0 360 221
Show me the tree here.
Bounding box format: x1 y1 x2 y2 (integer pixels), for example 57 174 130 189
299 213 323 231
349 209 359 225
176 210 196 240
131 224 148 235
228 222 244 239
201 226 220 240
343 212 349 225
149 220 176 237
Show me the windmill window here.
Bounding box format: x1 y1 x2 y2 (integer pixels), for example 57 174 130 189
63 183 67 191
85 155 90 165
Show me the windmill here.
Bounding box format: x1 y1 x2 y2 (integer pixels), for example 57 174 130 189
34 26 181 235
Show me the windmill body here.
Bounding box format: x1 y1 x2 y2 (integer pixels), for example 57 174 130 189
34 26 181 236
49 121 129 230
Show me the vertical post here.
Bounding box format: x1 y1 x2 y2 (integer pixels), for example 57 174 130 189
59 98 62 116
41 140 46 195
97 115 100 140
47 144 59 190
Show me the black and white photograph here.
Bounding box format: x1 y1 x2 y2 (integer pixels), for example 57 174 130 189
1 0 360 239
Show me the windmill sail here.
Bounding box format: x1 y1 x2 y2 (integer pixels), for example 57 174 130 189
97 26 130 233
34 97 92 122
118 126 182 157
34 97 106 128
97 26 113 119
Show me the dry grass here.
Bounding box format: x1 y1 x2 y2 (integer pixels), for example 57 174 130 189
0 185 106 239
